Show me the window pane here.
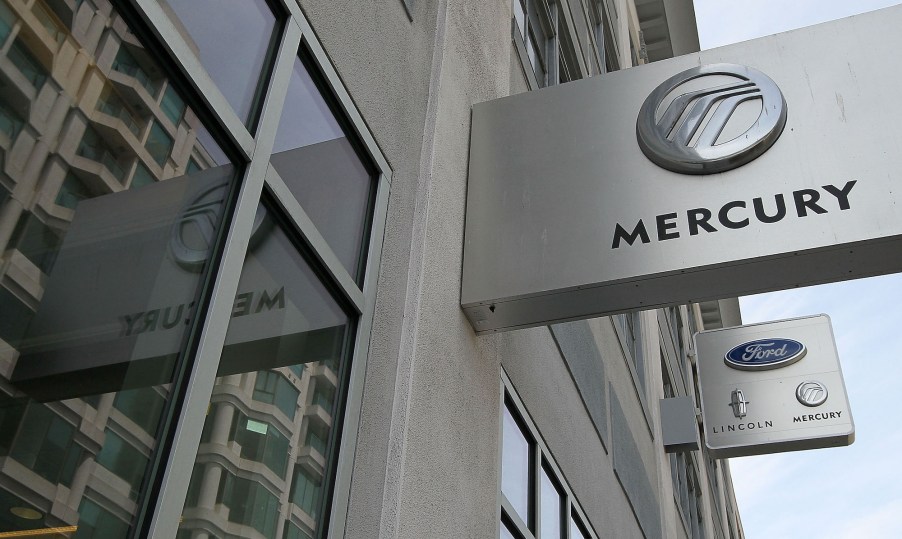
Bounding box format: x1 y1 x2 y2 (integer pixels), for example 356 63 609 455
160 0 278 128
513 0 526 37
502 403 531 526
271 53 376 282
180 206 353 538
540 467 562 539
570 514 589 539
501 520 519 539
0 2 233 536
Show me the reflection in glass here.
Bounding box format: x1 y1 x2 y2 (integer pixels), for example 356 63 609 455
271 53 375 282
540 466 562 539
160 0 278 128
179 207 352 539
0 1 231 536
502 403 531 527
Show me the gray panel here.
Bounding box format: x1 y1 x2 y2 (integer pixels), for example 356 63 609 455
550 321 608 447
612 391 661 539
660 396 700 453
462 5 902 333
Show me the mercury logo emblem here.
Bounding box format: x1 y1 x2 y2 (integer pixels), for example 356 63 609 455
796 381 829 407
170 183 270 271
636 63 787 174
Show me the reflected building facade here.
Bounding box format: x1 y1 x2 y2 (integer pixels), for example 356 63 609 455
0 0 746 538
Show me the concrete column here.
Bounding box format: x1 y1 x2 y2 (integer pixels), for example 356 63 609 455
195 462 222 510
66 456 94 507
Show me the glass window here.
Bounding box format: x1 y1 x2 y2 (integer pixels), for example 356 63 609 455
501 401 532 527
55 172 95 209
570 514 590 539
160 84 186 125
500 520 519 539
8 212 63 275
0 1 14 45
96 430 149 500
8 39 48 89
513 0 526 38
291 467 322 517
253 370 300 420
0 100 24 140
229 410 290 476
285 521 315 539
180 206 353 538
0 1 234 535
97 87 142 138
216 472 280 538
76 498 129 537
160 0 279 128
145 121 174 166
112 46 161 96
271 53 376 282
77 126 127 182
502 383 597 539
113 387 166 434
540 466 562 539
0 286 34 348
7 404 82 487
131 162 156 189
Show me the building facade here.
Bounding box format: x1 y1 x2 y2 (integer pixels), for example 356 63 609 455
0 0 745 538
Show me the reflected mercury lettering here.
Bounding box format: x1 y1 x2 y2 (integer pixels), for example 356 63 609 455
121 287 284 336
611 180 857 248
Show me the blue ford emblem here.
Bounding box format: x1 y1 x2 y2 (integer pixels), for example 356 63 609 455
724 338 806 370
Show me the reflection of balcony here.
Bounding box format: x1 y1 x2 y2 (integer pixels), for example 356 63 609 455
31 0 65 45
296 445 325 479
96 98 141 138
42 0 78 30
111 60 158 97
302 404 331 432
75 144 125 182
6 39 48 91
0 101 24 143
309 362 338 390
107 68 157 118
5 0 63 67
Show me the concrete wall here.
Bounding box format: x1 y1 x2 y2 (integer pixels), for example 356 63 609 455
295 1 739 538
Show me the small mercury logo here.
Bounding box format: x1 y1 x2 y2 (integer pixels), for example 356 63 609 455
796 381 828 407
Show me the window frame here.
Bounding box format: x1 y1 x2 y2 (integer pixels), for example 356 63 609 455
499 370 601 539
512 0 588 90
125 1 392 537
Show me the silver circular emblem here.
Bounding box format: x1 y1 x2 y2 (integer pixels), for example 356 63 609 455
636 63 787 174
796 381 828 407
170 183 269 271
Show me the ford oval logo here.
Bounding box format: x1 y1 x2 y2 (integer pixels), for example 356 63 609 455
724 338 806 370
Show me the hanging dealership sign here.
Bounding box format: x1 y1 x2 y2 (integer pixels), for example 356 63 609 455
694 315 853 458
461 6 902 333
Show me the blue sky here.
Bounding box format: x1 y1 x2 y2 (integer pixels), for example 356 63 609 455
692 1 902 536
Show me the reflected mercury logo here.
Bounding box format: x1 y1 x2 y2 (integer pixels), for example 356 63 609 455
170 183 270 271
636 63 787 174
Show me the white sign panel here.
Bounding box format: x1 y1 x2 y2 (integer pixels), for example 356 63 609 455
695 315 853 458
462 6 902 333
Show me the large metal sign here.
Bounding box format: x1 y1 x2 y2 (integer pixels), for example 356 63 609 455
462 6 902 333
695 315 853 458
